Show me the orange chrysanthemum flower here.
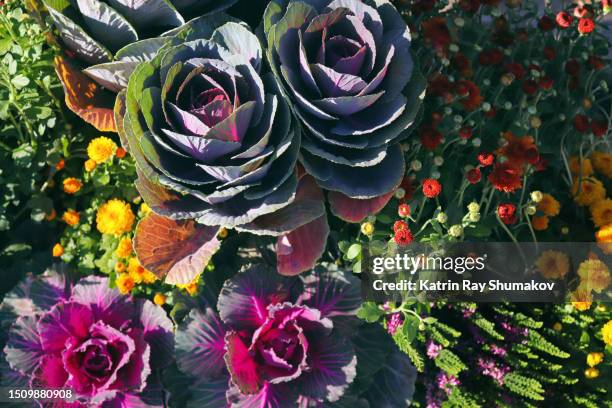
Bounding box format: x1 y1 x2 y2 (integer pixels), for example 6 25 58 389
63 178 82 194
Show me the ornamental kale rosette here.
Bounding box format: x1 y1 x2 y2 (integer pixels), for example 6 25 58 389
0 269 173 406
43 0 238 131
262 0 425 199
171 265 416 407
116 19 329 280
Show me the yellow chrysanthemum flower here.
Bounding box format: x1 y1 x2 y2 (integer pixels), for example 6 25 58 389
602 320 612 346
536 250 570 280
569 156 593 177
595 224 612 254
153 293 167 306
140 202 152 215
571 177 606 207
591 151 612 178
586 352 604 367
114 261 126 273
591 199 612 228
360 222 375 236
84 159 97 172
96 199 135 235
577 259 611 293
584 367 599 379
218 228 228 239
115 236 133 258
177 274 200 296
532 216 549 231
87 136 117 164
571 287 592 311
62 209 80 227
538 193 560 217
52 243 64 257
63 178 82 194
116 273 135 295
127 257 158 284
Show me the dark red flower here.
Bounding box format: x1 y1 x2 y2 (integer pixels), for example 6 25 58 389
478 49 504 66
422 178 442 198
578 18 595 34
459 126 473 140
539 76 554 90
588 55 605 70
556 12 573 28
478 152 495 166
422 17 452 53
466 168 482 184
522 80 538 95
393 220 408 233
484 106 497 118
565 59 581 77
497 203 517 224
592 121 608 138
538 16 555 31
398 177 415 203
459 0 481 13
488 162 523 193
452 53 472 76
543 47 556 60
455 80 483 111
398 204 411 218
429 74 453 99
394 228 414 246
496 132 539 167
420 126 443 150
505 62 526 80
573 115 590 133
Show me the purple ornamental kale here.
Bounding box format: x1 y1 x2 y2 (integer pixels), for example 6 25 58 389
174 265 417 407
0 270 173 407
262 0 425 200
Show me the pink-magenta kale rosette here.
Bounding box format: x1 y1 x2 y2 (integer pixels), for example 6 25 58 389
171 265 417 407
0 270 173 407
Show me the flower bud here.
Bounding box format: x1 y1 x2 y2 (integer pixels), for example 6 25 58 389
395 188 406 199
436 212 448 223
501 73 515 86
530 191 543 203
467 202 480 213
530 116 542 128
449 225 463 237
361 222 375 236
411 160 422 171
468 212 480 222
526 205 537 215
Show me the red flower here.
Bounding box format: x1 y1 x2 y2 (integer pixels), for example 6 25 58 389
538 16 555 31
478 49 504 66
420 126 443 150
478 152 495 167
398 204 411 218
592 121 608 138
394 228 414 246
588 55 605 70
459 126 473 140
573 115 590 133
452 53 471 76
466 168 482 184
393 220 408 233
578 18 595 34
497 203 517 225
539 76 554 90
543 46 556 60
496 132 539 166
504 62 526 80
565 59 581 77
556 12 573 28
455 80 482 112
522 80 538 95
422 178 442 199
574 5 592 18
429 74 453 100
422 17 451 53
488 162 523 193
